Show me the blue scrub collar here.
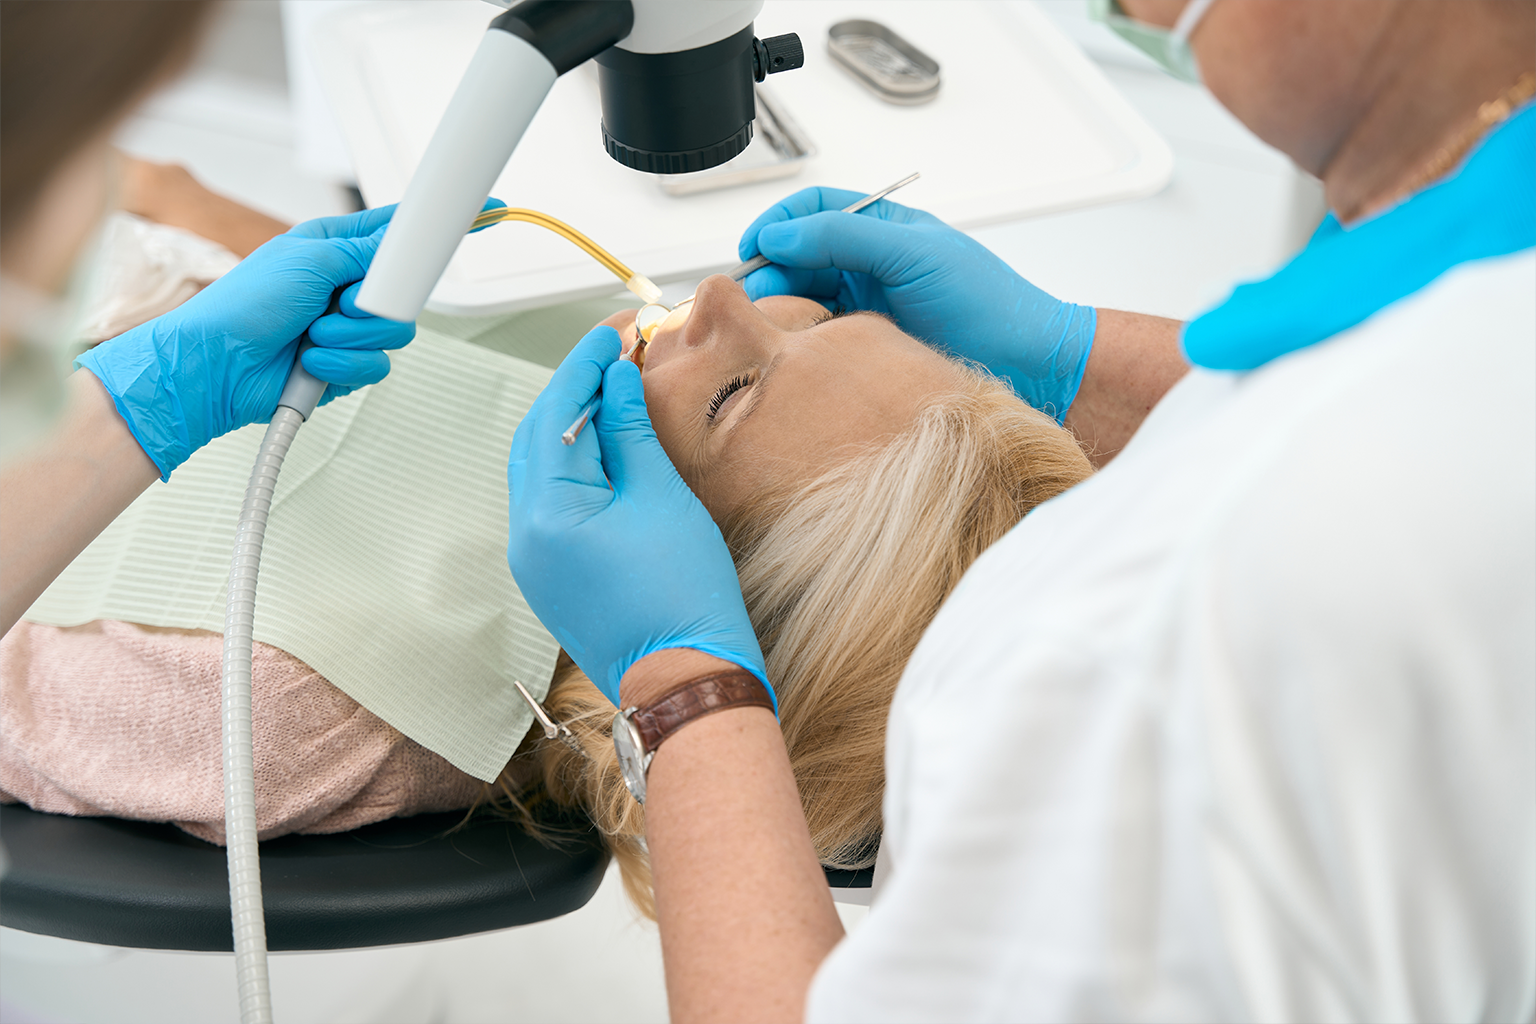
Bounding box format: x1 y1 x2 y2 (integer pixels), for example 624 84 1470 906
1183 101 1535 372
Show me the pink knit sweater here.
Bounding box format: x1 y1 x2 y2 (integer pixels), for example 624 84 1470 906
0 620 485 843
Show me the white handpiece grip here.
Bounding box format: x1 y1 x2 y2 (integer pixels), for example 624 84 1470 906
355 29 557 322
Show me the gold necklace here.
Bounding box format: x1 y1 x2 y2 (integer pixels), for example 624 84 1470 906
1374 70 1536 215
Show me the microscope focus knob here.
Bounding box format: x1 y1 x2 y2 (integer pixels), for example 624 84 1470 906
754 33 805 81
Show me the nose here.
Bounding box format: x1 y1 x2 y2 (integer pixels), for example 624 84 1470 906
642 274 762 370
674 274 757 349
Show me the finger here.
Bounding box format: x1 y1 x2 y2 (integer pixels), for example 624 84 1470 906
336 280 369 318
298 193 501 288
307 309 415 350
301 347 391 388
738 186 868 259
318 382 356 407
288 221 393 291
515 365 612 505
513 403 609 502
508 330 620 476
736 185 938 262
592 359 684 491
506 398 608 511
507 404 541 477
755 211 931 285
286 204 398 240
737 186 868 260
526 326 621 425
741 264 843 302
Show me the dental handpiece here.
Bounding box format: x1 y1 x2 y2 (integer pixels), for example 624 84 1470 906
560 172 921 446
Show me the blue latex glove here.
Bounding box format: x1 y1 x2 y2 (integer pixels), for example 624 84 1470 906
77 199 502 480
739 186 1098 421
506 326 771 708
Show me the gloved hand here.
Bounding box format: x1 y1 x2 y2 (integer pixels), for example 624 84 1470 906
506 326 771 708
739 186 1098 421
77 199 501 479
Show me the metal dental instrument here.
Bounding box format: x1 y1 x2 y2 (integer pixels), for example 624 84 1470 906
562 398 599 445
513 679 589 760
561 171 922 446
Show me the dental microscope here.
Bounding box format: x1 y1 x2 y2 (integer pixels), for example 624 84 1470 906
355 0 805 321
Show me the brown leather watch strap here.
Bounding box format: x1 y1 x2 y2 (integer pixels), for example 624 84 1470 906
630 670 774 753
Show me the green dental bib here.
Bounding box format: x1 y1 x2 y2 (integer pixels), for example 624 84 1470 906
28 299 628 781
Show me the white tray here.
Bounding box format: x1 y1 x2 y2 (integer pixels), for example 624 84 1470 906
313 0 1172 316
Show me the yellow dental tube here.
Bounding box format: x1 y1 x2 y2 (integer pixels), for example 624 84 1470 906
468 205 688 443
468 206 663 305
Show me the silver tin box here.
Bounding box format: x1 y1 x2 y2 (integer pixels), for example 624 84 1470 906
827 19 941 105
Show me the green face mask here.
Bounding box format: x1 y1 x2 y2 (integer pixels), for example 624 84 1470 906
1087 0 1218 84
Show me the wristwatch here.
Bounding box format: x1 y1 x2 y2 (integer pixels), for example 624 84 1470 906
612 669 774 804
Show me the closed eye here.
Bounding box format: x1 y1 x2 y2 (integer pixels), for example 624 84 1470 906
707 374 753 421
808 306 851 327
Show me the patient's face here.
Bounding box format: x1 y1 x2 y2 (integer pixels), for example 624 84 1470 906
598 275 968 516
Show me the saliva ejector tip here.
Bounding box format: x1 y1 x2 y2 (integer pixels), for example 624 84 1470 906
626 274 663 305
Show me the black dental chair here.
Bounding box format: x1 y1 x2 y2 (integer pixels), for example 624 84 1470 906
0 804 872 951
0 804 608 951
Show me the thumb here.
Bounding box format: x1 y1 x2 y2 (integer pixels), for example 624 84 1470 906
286 203 398 240
756 211 928 286
592 359 680 493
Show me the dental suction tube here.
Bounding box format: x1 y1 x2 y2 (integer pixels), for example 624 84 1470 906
220 348 329 1024
356 0 801 324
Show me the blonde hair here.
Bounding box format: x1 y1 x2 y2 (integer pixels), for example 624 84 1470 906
485 361 1093 916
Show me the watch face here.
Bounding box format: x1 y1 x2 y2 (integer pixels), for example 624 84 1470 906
612 711 648 804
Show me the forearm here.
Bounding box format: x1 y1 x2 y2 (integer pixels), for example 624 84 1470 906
1064 309 1189 467
0 370 158 632
118 155 290 258
623 649 845 1024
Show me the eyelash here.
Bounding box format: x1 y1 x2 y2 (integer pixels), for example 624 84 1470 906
707 374 753 421
702 307 843 423
809 306 851 327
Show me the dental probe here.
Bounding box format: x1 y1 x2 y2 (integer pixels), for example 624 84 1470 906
563 398 598 445
513 679 589 759
561 171 921 445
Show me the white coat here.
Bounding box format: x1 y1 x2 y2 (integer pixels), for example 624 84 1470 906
808 252 1536 1023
